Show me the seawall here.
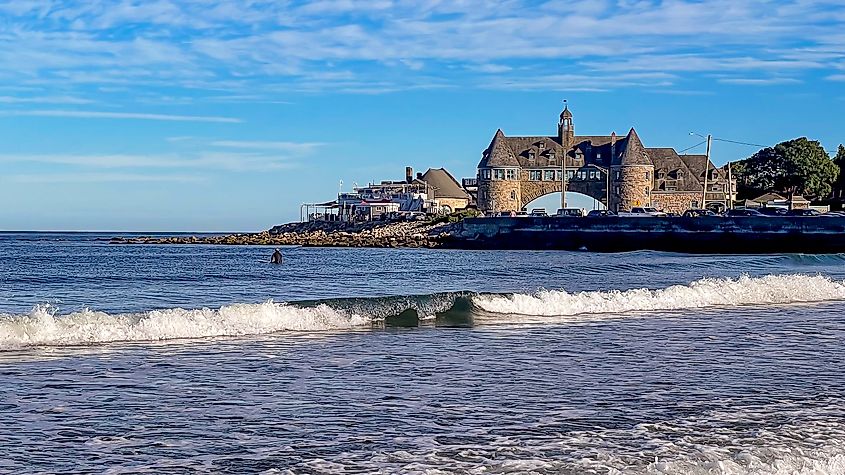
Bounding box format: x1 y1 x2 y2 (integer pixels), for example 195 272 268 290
454 216 845 253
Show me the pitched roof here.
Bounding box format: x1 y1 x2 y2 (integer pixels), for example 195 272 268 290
421 168 470 199
479 129 520 167
751 192 786 203
648 147 701 191
615 128 651 166
679 154 725 180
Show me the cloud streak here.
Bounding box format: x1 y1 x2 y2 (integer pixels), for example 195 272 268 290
0 0 841 96
0 109 242 123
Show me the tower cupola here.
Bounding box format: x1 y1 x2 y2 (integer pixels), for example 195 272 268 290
558 102 574 148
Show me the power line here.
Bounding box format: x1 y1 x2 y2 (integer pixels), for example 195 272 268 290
679 140 707 154
712 137 768 148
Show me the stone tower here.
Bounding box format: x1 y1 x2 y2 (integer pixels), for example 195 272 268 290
610 128 654 212
558 103 574 149
477 129 521 213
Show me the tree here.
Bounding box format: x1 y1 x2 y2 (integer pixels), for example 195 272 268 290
834 144 845 199
732 137 839 200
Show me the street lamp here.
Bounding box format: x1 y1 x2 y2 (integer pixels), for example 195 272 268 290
592 164 612 212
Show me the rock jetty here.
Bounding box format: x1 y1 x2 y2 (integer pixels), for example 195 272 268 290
109 220 462 248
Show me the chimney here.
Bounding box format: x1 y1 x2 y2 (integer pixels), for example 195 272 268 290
417 172 423 179
611 132 617 160
405 166 413 183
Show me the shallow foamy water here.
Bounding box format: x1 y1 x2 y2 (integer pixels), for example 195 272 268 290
2 233 845 473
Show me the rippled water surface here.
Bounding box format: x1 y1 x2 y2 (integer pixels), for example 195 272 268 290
2 232 845 474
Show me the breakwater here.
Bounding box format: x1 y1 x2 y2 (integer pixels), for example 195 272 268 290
110 220 460 248
457 216 845 253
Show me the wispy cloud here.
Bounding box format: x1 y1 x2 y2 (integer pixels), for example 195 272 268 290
211 140 324 153
718 77 802 85
0 95 93 104
0 109 242 123
0 152 295 172
7 173 207 184
0 0 841 96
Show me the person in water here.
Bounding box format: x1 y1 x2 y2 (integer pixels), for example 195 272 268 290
270 248 283 264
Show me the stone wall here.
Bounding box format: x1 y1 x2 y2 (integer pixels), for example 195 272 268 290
436 197 470 212
614 165 653 211
478 178 520 213
652 192 700 214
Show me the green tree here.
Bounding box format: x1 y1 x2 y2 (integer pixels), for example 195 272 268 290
732 137 839 199
834 144 845 199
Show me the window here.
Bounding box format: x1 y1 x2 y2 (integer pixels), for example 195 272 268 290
615 171 621 180
567 170 575 179
506 169 516 180
597 153 603 160
529 170 542 181
538 143 545 150
645 171 650 181
645 187 650 196
544 170 555 181
615 186 621 195
493 169 506 180
556 170 563 181
528 151 535 160
578 171 586 180
480 169 492 180
548 152 556 160
510 190 517 200
589 170 597 180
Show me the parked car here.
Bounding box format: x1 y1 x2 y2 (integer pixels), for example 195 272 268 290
586 209 616 217
556 208 586 217
619 207 667 217
683 209 717 217
725 208 764 217
787 209 821 216
496 211 516 217
758 207 788 216
530 208 548 217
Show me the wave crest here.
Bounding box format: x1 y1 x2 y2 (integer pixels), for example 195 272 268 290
0 301 369 349
472 274 845 316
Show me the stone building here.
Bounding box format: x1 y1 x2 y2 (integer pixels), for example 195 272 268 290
476 105 735 214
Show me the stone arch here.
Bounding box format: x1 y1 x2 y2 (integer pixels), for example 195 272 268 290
520 180 607 209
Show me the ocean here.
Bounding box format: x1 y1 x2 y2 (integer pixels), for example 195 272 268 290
2 232 845 474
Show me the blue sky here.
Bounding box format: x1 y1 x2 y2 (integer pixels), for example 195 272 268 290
1 0 844 231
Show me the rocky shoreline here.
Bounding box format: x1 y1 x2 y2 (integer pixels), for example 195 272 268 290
109 220 463 248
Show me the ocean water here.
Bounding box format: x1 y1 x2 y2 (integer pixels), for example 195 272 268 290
2 233 845 474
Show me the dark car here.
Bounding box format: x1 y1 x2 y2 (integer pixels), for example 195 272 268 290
725 208 764 217
787 209 821 216
758 207 788 216
587 210 616 217
683 209 717 217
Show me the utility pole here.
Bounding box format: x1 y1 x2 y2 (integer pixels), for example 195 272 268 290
701 134 712 209
561 154 567 210
726 160 734 209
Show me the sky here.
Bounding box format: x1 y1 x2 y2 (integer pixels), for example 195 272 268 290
1 0 844 231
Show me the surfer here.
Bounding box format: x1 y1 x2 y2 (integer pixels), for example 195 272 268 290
270 248 283 264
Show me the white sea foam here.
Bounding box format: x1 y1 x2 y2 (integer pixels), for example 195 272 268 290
0 301 370 349
472 274 845 317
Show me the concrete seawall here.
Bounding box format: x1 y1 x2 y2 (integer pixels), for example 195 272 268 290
455 216 845 253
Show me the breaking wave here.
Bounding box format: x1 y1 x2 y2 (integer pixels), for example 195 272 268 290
2 274 845 349
0 301 370 350
473 274 845 316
